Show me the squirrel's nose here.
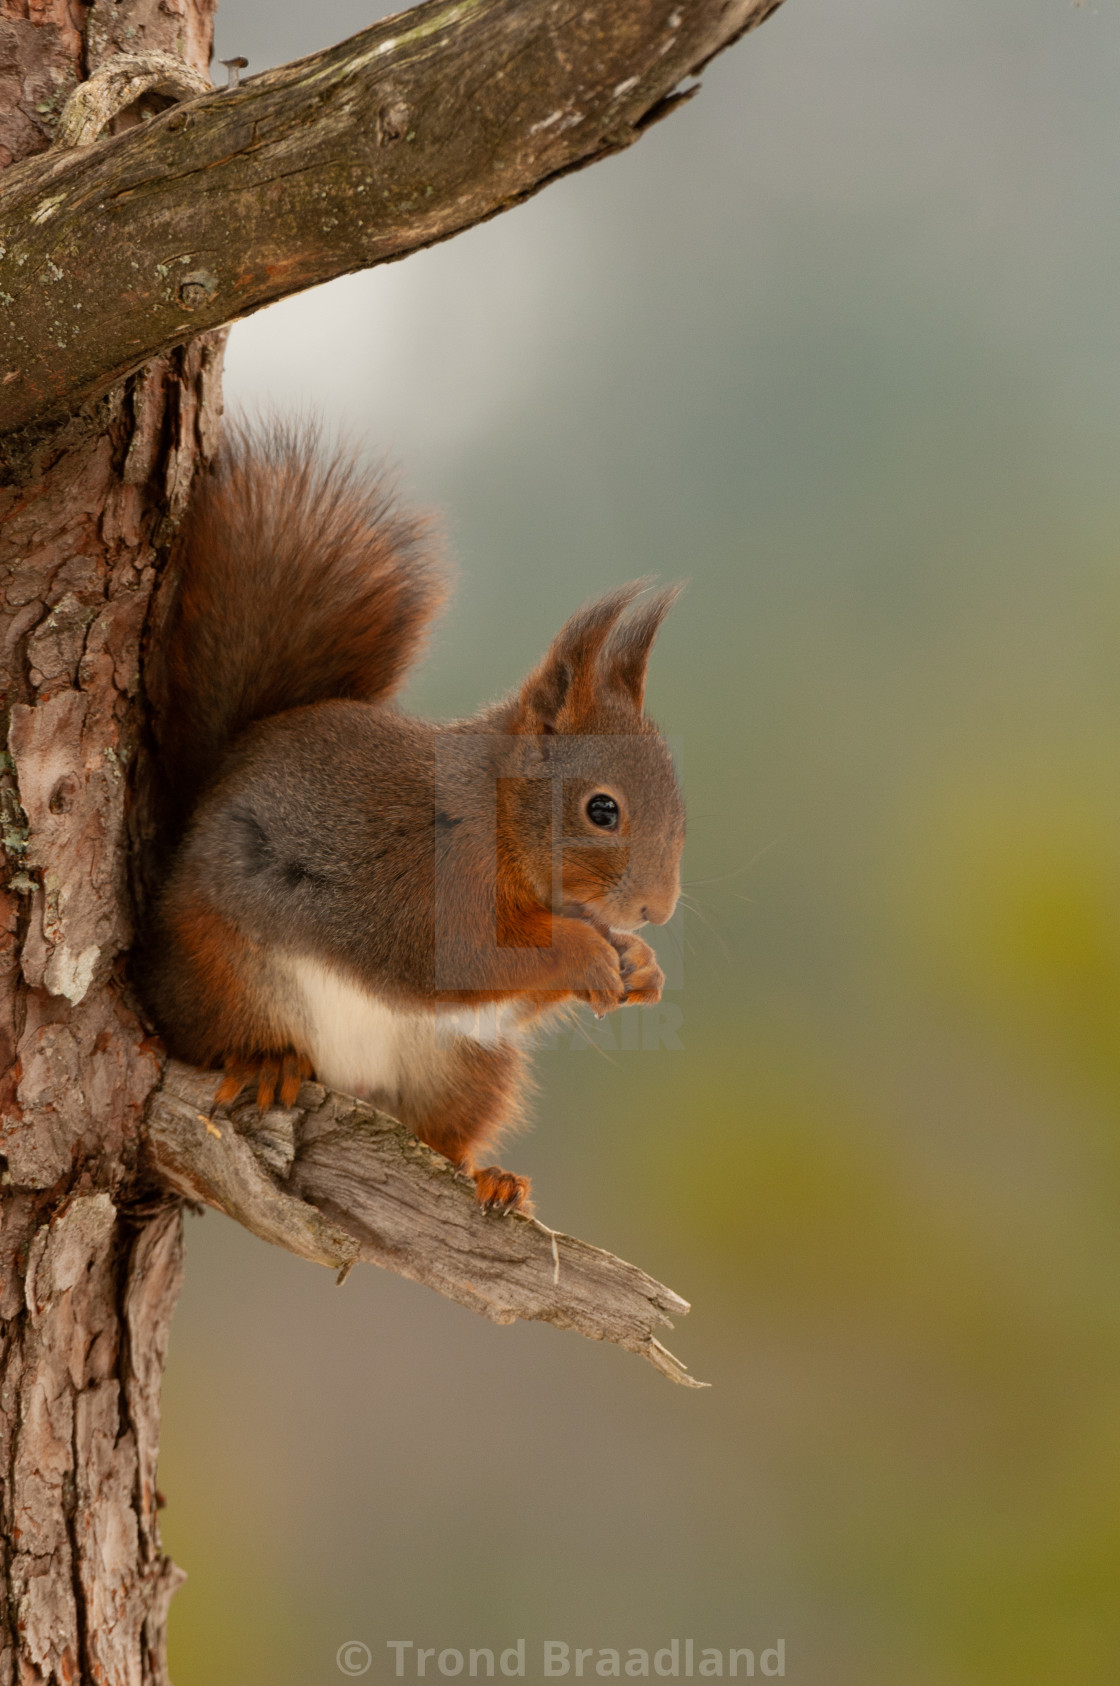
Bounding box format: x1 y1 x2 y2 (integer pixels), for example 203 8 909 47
641 890 678 926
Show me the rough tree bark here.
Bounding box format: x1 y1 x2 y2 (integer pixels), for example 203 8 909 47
0 6 222 1677
0 0 221 1671
0 0 786 1679
0 327 224 1686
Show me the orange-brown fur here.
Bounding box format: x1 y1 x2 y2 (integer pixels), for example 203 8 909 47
144 430 684 1213
152 421 446 829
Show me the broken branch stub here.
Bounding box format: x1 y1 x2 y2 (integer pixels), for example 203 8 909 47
145 1061 706 1388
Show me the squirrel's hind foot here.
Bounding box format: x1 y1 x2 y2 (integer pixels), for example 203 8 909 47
215 1049 314 1111
473 1165 533 1215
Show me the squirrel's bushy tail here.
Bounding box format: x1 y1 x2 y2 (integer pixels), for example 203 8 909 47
154 419 448 819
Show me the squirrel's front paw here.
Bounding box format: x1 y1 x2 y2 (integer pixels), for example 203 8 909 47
473 1165 533 1214
610 931 665 1006
575 942 626 1017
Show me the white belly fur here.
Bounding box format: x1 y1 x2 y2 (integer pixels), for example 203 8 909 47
277 953 522 1106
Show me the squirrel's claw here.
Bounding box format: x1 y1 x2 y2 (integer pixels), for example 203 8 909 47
214 1049 314 1112
256 1057 281 1111
279 1050 313 1106
473 1165 533 1215
582 989 624 1017
214 1056 255 1108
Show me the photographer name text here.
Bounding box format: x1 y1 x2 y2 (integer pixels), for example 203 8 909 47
384 1640 785 1679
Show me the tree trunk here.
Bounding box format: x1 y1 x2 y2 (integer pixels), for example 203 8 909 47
0 0 218 1677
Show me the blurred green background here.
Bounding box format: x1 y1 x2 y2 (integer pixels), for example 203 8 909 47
158 2 1120 1682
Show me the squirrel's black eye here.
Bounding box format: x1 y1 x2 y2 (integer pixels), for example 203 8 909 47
585 793 620 830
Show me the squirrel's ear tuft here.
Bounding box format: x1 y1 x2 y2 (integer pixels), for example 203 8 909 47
605 583 683 711
518 583 644 729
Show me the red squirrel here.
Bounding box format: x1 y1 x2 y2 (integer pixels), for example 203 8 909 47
144 424 684 1212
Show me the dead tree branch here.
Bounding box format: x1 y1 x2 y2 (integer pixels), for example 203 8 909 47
0 0 785 434
145 1061 706 1388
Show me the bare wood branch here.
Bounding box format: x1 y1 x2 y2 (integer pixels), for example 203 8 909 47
52 52 212 150
0 0 786 434
145 1061 707 1388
